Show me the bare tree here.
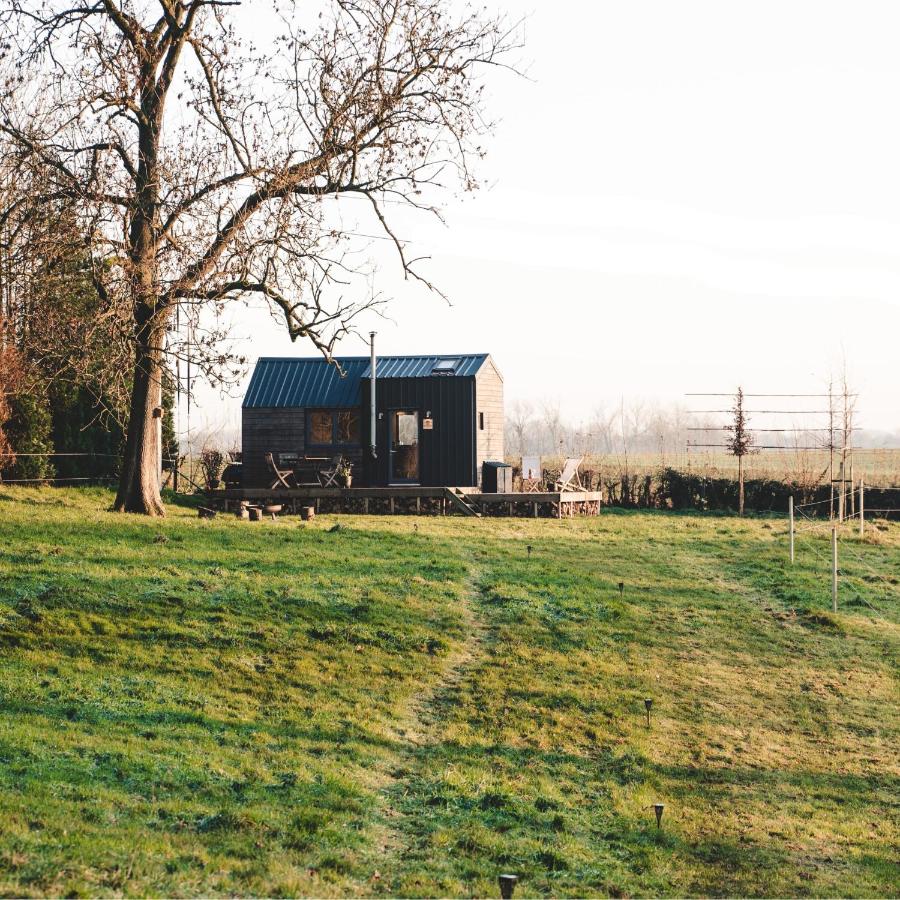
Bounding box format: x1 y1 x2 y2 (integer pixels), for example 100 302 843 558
539 398 564 457
587 405 615 454
0 0 517 514
505 398 534 456
618 396 629 482
836 361 858 520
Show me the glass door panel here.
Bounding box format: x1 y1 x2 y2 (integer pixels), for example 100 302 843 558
390 410 419 483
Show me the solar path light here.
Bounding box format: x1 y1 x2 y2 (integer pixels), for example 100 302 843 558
527 544 533 558
498 874 518 899
653 803 664 828
644 697 653 727
618 581 624 596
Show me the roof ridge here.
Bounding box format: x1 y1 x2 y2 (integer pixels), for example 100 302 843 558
255 353 489 362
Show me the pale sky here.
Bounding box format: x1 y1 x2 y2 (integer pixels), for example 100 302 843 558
190 0 900 441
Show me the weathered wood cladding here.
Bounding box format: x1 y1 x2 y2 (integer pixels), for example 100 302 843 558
475 356 504 484
242 407 306 488
242 407 364 488
361 375 477 487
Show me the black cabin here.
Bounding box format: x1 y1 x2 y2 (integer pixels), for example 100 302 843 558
241 354 504 488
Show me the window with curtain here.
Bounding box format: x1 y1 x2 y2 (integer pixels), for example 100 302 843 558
309 410 334 445
337 410 360 443
307 409 360 447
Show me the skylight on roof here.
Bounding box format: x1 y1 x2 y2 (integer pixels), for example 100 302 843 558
431 358 460 375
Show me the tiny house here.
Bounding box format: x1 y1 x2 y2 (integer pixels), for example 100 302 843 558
241 353 504 488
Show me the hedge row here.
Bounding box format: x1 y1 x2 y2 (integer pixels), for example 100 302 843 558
523 465 897 517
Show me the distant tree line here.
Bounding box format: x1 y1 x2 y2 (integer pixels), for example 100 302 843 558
504 397 900 461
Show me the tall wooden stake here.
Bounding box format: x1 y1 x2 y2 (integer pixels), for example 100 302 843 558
789 495 795 564
837 459 845 523
831 527 838 613
828 386 835 521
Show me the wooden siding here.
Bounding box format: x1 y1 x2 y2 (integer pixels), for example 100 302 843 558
475 356 505 485
242 407 306 488
242 407 362 488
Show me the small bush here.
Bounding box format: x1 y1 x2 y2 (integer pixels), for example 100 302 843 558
3 392 55 482
199 448 225 488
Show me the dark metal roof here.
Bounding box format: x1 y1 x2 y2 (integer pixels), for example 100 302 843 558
243 354 491 408
361 354 489 378
243 357 368 409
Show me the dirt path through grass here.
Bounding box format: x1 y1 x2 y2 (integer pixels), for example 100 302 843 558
370 548 491 890
395 560 488 750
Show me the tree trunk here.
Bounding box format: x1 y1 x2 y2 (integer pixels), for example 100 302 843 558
114 307 166 516
738 454 745 517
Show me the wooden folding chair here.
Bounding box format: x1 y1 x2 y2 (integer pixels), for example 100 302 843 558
318 454 343 488
266 452 296 490
521 455 543 493
554 456 585 492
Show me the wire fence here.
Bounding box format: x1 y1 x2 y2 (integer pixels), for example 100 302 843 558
790 503 898 613
0 452 204 489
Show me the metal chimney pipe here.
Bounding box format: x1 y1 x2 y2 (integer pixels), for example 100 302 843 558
369 331 377 459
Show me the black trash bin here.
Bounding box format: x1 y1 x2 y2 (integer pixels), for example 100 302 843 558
482 461 512 493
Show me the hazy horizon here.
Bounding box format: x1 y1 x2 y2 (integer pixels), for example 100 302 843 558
186 0 900 443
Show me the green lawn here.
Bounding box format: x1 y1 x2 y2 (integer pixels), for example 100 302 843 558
0 488 897 898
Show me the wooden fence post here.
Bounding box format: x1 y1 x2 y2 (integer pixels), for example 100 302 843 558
831 527 838 613
859 477 864 537
789 495 794 564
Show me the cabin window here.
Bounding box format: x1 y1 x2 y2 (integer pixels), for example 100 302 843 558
337 410 360 444
307 409 360 447
309 410 333 445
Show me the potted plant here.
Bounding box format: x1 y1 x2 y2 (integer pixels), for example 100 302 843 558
338 457 353 488
200 448 225 490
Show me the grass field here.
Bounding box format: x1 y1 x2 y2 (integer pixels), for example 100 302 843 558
0 488 898 898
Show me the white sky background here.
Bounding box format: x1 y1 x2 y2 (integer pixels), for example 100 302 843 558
188 0 900 442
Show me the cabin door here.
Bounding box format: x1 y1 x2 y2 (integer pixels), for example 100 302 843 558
389 410 420 484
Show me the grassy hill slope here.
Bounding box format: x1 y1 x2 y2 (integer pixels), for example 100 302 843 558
0 488 897 897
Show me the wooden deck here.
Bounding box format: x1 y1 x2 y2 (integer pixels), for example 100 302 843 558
212 486 602 518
